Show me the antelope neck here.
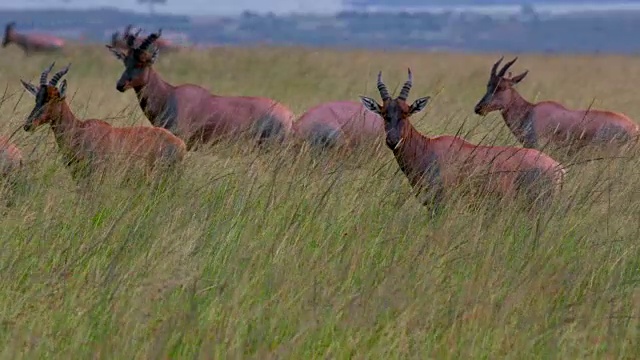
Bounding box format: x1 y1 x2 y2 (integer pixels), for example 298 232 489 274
500 90 534 130
48 101 83 149
391 119 426 155
133 68 172 126
49 101 81 132
390 121 435 188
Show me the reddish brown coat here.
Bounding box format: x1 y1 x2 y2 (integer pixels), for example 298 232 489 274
107 31 295 150
361 69 565 213
20 63 186 182
474 57 640 153
294 100 384 150
2 22 64 55
0 136 23 178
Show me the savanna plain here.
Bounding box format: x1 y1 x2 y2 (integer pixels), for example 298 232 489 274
0 45 638 358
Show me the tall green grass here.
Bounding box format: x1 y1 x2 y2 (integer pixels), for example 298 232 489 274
0 46 637 358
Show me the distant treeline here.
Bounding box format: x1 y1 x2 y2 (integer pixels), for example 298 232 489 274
2 7 640 53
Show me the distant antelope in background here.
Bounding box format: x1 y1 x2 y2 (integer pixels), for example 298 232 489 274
360 69 565 214
106 30 296 150
2 22 65 55
294 100 384 151
474 57 639 155
110 24 178 53
20 63 186 187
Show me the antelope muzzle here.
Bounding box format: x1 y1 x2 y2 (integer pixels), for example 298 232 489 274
474 96 491 116
116 79 129 92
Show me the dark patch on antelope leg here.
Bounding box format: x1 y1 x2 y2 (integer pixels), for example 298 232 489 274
595 124 632 145
136 90 179 135
421 186 445 218
157 97 179 133
417 158 445 216
254 115 285 144
307 123 342 151
515 168 552 210
520 111 538 148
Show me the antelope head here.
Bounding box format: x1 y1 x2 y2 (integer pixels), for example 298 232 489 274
474 56 529 116
20 62 70 131
359 69 430 149
2 22 15 47
106 29 161 92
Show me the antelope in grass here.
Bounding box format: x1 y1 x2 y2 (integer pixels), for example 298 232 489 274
474 57 640 155
294 100 384 151
360 69 566 214
20 63 186 187
2 22 65 55
0 136 23 190
0 136 23 180
0 136 23 206
106 30 295 150
110 24 178 53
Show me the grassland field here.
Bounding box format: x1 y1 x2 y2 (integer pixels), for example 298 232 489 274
0 45 637 358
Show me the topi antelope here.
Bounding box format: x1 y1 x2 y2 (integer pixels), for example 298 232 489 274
106 30 295 150
110 24 178 53
20 63 186 186
294 100 384 151
2 22 65 55
474 57 640 155
0 136 23 181
360 69 566 214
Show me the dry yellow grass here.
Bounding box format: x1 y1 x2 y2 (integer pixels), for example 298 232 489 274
0 45 637 358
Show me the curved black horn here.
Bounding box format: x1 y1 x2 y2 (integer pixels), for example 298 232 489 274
376 71 390 101
40 62 55 86
497 57 518 77
125 34 136 47
123 24 132 36
138 29 162 51
3 22 15 47
4 21 16 35
111 31 119 45
490 56 504 77
398 68 413 101
49 63 71 86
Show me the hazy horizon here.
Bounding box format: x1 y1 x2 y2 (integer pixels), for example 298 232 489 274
0 0 343 16
2 0 640 16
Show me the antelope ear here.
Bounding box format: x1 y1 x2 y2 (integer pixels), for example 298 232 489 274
511 70 529 84
58 79 67 98
20 80 37 96
409 96 430 114
360 96 381 115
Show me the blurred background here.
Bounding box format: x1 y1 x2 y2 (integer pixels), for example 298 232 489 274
2 0 640 53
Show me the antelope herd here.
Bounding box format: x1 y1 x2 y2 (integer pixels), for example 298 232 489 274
1 23 638 214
